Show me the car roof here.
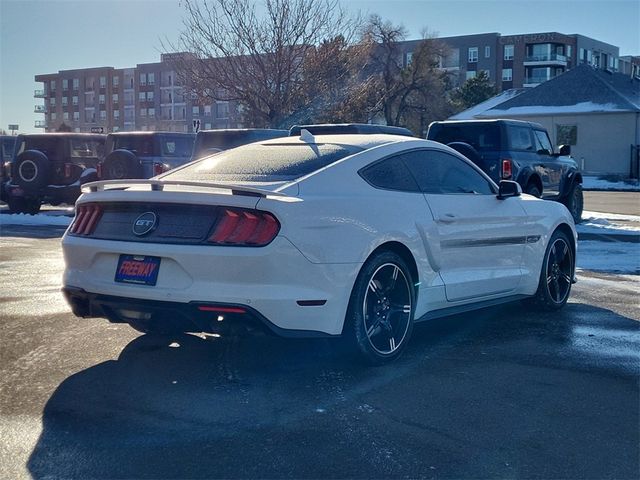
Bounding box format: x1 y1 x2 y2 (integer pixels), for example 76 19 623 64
16 133 105 140
260 133 417 150
430 118 545 129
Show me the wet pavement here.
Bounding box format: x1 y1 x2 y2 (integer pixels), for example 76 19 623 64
0 225 638 479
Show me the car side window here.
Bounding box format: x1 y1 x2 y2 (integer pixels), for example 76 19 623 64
507 126 535 151
401 150 495 195
533 130 553 155
360 155 420 192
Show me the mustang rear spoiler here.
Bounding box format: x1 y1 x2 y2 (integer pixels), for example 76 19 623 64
82 179 291 198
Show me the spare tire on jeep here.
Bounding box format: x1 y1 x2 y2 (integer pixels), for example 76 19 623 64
103 149 143 179
14 150 50 191
446 142 486 171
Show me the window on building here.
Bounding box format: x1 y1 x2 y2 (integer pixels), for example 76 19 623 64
465 70 477 80
587 50 593 64
148 108 155 117
468 47 478 62
63 112 69 120
99 94 105 104
205 123 212 129
556 125 577 146
114 110 120 119
140 73 147 86
406 52 413 66
73 78 79 90
50 80 56 91
112 93 119 103
100 76 106 88
566 45 572 59
148 73 155 85
504 44 514 60
579 48 585 62
192 106 200 116
51 112 57 120
50 97 56 106
204 105 212 115
100 110 106 120
216 102 229 118
74 111 80 121
140 108 147 117
72 96 78 106
146 91 154 101
62 97 68 106
139 92 146 101
182 107 186 119
113 76 119 87
502 68 513 81
62 79 68 90
485 46 490 58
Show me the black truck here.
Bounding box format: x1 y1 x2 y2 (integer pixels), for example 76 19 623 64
427 119 583 222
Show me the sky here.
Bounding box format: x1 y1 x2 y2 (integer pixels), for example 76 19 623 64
1 0 639 134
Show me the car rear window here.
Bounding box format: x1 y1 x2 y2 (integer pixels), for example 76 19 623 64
113 136 155 156
428 123 501 151
165 142 362 182
17 137 62 161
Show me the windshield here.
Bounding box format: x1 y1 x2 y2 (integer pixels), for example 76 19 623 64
166 142 361 182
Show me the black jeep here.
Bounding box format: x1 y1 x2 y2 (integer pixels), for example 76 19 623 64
5 133 105 214
0 135 17 203
427 119 583 222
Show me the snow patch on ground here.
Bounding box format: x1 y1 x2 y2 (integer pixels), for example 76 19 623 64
582 176 640 192
577 241 640 275
0 213 72 226
578 210 640 237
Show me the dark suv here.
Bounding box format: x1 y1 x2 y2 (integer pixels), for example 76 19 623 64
427 119 583 222
190 128 288 161
0 135 17 203
5 133 105 214
100 132 195 180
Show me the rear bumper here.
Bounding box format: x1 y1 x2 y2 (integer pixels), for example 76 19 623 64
62 287 332 338
62 235 362 336
7 182 80 203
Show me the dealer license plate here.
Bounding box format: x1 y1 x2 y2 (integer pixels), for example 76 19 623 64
115 255 161 286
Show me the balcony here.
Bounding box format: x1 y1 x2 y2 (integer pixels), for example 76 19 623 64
524 53 567 66
34 105 46 113
34 89 45 98
523 75 554 87
34 120 46 128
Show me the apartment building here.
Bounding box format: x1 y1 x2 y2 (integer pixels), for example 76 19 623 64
34 32 626 131
35 53 239 133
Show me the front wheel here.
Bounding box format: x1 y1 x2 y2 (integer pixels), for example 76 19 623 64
7 196 41 215
525 230 574 311
344 251 415 365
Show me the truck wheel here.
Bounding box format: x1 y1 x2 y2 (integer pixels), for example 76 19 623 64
103 150 143 179
525 183 541 198
7 196 41 215
564 183 583 224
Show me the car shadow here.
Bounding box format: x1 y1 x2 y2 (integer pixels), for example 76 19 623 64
27 302 639 479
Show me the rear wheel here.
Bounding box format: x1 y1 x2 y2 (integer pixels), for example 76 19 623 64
525 183 541 198
525 230 574 310
7 196 41 214
564 182 583 224
344 251 415 365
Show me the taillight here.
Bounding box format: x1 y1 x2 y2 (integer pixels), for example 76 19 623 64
502 159 512 179
70 204 103 235
96 162 103 179
208 208 280 246
64 163 72 178
153 163 166 176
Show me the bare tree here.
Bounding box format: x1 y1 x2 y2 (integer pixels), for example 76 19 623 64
357 15 452 132
166 0 354 128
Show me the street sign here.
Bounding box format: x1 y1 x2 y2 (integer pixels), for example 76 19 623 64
90 127 104 134
8 124 18 132
193 119 201 133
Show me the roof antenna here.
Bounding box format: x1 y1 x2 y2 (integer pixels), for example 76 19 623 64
299 128 315 143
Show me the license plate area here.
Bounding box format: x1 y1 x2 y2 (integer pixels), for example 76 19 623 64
115 255 161 286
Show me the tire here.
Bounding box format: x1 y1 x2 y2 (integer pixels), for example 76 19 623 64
344 251 415 365
7 195 41 215
103 150 142 180
446 142 485 170
525 183 541 198
525 230 574 311
564 182 583 224
14 150 50 191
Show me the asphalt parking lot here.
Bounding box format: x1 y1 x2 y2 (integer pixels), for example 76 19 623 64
0 211 638 479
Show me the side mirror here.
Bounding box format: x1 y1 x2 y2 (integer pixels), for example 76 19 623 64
497 180 522 200
558 144 571 156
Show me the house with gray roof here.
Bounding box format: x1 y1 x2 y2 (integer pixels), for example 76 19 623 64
451 65 640 175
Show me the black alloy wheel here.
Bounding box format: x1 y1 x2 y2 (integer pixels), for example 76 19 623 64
346 251 415 365
527 230 574 310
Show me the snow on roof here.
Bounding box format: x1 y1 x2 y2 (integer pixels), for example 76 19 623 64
449 89 527 120
486 101 631 116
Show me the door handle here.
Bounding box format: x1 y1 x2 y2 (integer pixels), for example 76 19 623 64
438 213 457 223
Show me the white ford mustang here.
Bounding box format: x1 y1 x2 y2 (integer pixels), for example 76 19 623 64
62 132 577 364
